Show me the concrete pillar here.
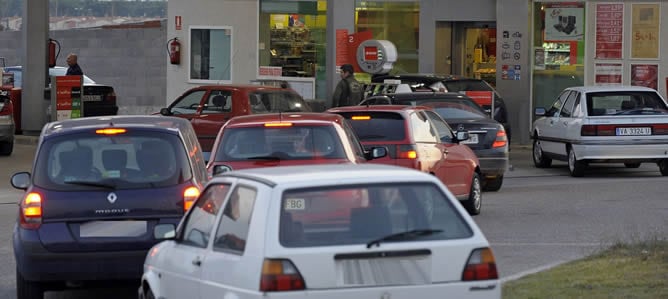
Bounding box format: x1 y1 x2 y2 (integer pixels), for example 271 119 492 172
326 0 355 108
21 0 49 135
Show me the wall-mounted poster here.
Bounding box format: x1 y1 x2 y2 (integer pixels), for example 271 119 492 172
544 2 585 41
631 4 660 59
630 64 658 90
595 3 623 59
594 63 622 86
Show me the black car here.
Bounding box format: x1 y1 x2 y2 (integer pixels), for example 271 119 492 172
3 66 118 117
361 92 508 191
10 115 208 298
371 73 511 142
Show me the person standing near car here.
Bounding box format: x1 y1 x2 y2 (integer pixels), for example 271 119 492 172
332 64 363 107
66 53 83 75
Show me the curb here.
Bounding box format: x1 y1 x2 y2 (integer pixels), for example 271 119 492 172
14 134 39 146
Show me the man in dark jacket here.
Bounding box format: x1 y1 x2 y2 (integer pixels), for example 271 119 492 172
331 64 363 107
66 53 83 76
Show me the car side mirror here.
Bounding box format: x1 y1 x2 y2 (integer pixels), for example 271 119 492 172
213 165 232 176
370 147 387 159
153 224 176 240
535 107 546 116
159 107 172 116
455 131 469 143
10 172 30 190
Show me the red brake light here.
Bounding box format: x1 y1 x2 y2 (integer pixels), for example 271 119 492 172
351 115 371 120
0 98 12 115
462 248 498 281
95 128 127 135
20 192 43 230
492 130 507 148
183 186 200 211
260 259 306 292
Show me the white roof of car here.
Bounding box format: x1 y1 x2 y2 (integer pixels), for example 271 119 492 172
567 85 660 93
214 164 433 187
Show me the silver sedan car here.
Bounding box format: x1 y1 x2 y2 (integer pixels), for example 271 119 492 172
532 86 668 177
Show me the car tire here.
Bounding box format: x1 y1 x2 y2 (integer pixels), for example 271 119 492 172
463 172 482 215
0 141 13 156
624 163 641 168
659 160 668 176
532 138 552 168
16 268 44 299
483 175 503 192
568 147 586 177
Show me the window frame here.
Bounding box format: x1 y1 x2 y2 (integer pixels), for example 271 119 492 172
178 183 233 249
188 25 234 84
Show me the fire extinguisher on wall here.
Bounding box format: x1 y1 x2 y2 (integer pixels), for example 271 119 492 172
48 38 61 68
167 37 181 65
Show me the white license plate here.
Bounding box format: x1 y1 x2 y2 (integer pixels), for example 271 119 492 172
82 95 102 102
461 134 479 144
285 198 306 210
80 221 147 238
616 127 651 136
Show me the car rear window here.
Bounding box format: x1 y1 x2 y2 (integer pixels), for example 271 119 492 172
338 112 406 142
33 130 192 191
215 125 346 161
248 91 312 114
419 102 488 119
279 183 473 248
586 91 668 116
443 79 492 92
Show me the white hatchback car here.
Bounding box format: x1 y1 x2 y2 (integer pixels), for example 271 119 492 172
139 164 499 299
532 86 668 177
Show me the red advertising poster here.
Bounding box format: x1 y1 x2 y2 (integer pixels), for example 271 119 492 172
630 64 658 90
464 91 493 106
335 29 350 67
595 3 623 59
347 30 373 72
55 75 82 120
594 63 622 86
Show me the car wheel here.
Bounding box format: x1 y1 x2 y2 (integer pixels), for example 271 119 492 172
568 147 586 177
16 268 44 299
624 163 641 168
0 141 13 156
532 138 552 168
659 160 668 176
483 175 503 192
463 172 482 215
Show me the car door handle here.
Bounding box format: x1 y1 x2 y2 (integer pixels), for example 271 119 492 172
192 257 202 267
563 121 568 126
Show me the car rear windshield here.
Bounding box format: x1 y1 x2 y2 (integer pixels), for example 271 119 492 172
419 102 488 119
248 91 312 114
586 91 668 116
442 79 492 92
33 130 192 191
279 183 473 248
338 112 406 142
396 98 486 115
215 125 346 161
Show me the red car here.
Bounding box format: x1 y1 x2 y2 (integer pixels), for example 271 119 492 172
160 84 312 159
206 112 387 176
328 105 483 215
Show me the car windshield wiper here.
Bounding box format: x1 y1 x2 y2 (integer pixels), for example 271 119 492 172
246 156 281 161
366 229 443 248
64 180 116 190
359 134 386 140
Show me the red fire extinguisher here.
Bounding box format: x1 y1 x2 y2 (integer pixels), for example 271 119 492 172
48 38 61 68
167 37 181 65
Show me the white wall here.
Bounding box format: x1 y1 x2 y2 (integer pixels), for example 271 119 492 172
166 0 259 105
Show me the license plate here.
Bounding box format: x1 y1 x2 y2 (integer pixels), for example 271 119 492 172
285 198 306 210
80 221 147 237
461 134 479 144
616 127 651 136
82 95 102 102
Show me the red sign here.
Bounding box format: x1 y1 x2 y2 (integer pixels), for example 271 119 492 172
465 91 493 106
364 46 378 61
595 4 623 59
56 76 81 111
258 66 282 77
631 64 658 90
175 16 182 30
335 29 350 67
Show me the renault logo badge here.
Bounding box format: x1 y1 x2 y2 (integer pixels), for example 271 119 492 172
107 192 118 204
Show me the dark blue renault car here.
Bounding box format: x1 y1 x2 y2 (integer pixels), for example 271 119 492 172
10 115 208 299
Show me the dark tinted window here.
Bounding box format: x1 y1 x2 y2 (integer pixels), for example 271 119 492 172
215 125 346 161
422 102 488 119
338 112 406 141
248 91 311 113
442 79 492 92
34 130 193 191
280 183 473 248
181 184 232 248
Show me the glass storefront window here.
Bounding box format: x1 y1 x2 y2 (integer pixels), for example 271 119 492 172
190 27 233 83
531 2 585 115
355 1 419 80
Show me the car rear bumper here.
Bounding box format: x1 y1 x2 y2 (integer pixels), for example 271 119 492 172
573 142 668 161
475 150 508 177
0 123 15 142
14 226 148 282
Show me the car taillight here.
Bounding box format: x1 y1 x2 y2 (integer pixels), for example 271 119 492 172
397 144 418 159
581 125 615 136
183 186 200 212
462 247 498 281
105 90 116 103
260 259 306 292
492 129 507 148
653 124 668 135
20 192 43 230
0 98 12 116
